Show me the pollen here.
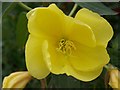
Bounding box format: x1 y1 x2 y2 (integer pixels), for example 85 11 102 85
56 38 76 55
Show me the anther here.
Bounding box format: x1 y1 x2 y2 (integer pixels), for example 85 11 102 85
56 38 76 55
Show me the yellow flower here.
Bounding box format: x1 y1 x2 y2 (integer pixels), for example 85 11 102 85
25 4 113 81
109 69 120 89
2 71 32 88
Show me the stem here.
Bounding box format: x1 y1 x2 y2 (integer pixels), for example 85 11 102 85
68 3 78 16
104 65 109 70
40 78 47 89
104 63 117 70
18 2 32 11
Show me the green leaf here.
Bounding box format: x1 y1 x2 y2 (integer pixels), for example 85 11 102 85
107 34 120 67
111 34 120 50
16 12 28 48
74 2 118 15
48 74 106 88
48 74 81 88
2 2 17 18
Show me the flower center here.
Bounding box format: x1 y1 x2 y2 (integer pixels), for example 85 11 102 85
56 38 76 55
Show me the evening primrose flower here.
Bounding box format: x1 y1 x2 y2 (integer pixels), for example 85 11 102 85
2 71 32 88
25 4 113 81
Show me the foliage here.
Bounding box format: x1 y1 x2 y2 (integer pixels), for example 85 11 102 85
2 2 120 88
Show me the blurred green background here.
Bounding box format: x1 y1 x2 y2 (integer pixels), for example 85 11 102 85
2 2 120 89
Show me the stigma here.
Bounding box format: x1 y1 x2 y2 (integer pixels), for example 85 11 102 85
56 38 76 55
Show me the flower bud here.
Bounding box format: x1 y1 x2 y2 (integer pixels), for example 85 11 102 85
2 71 32 88
109 69 120 89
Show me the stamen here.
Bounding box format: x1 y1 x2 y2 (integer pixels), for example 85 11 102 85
56 38 76 55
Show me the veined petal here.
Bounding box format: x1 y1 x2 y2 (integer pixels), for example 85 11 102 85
75 8 113 48
63 63 103 81
25 35 50 79
69 43 109 71
64 16 96 47
27 4 65 38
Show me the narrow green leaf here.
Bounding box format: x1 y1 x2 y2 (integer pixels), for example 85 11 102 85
111 34 119 50
107 33 120 67
16 12 28 48
74 2 118 15
2 2 17 18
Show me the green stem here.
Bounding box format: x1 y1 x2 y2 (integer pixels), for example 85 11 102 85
104 65 109 70
104 63 117 70
18 2 32 11
68 3 78 16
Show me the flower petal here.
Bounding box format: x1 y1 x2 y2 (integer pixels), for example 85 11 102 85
27 4 65 38
48 4 64 15
27 4 63 19
64 63 103 81
75 8 113 47
42 40 68 74
25 35 50 79
69 43 109 71
64 16 96 47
